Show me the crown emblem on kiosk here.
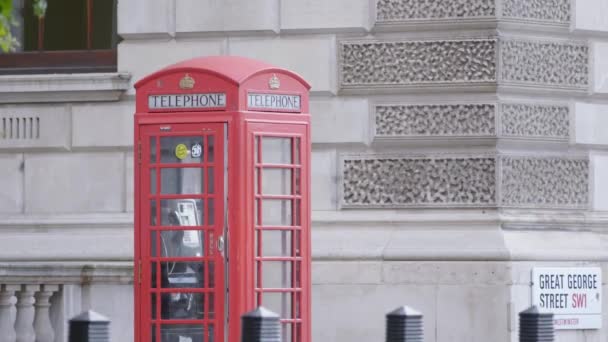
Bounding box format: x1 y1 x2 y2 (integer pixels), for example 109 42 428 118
179 74 195 89
269 74 280 89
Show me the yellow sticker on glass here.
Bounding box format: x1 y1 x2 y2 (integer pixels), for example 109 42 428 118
175 143 188 160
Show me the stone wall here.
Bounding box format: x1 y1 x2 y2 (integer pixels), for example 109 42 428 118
0 0 607 341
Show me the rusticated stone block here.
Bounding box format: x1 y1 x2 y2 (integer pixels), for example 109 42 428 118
340 38 588 91
502 0 570 23
500 156 589 208
341 155 497 207
372 102 569 141
341 154 589 209
340 39 497 87
500 103 569 140
500 39 588 88
376 0 495 21
375 104 496 137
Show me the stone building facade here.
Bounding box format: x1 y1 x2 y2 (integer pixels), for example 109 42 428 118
1 0 608 341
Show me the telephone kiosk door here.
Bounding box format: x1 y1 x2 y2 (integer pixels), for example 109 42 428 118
140 122 226 342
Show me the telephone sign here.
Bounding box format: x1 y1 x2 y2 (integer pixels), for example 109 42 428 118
134 56 311 342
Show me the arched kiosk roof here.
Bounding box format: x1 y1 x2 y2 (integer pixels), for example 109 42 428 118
134 55 311 113
134 55 310 89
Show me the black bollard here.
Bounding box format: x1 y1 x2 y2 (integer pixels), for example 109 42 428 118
68 310 110 342
519 306 554 342
386 306 424 342
241 306 281 342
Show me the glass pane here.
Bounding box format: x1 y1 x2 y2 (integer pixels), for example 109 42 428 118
294 199 301 226
150 200 157 226
254 136 260 163
151 262 157 288
161 292 204 319
208 325 215 342
294 169 301 195
254 168 260 195
262 199 292 226
262 137 292 164
259 230 292 257
282 322 293 342
262 291 292 319
150 137 156 163
159 199 203 226
151 231 157 257
294 138 301 165
207 168 215 194
207 199 215 225
161 325 204 342
208 261 215 288
262 261 292 289
262 168 292 195
151 293 157 319
208 293 215 319
150 169 157 194
207 135 215 162
151 324 156 342
160 136 204 164
160 230 204 257
161 168 203 195
161 262 204 288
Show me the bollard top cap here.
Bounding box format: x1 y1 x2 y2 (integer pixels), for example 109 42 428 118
242 306 280 319
70 310 110 323
519 306 553 316
387 306 422 317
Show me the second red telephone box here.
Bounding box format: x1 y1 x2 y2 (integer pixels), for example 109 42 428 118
133 56 311 342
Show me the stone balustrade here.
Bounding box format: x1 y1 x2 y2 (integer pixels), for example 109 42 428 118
0 284 60 342
0 262 133 342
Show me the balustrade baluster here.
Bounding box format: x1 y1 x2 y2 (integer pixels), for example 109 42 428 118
33 285 59 342
0 285 19 342
15 285 39 342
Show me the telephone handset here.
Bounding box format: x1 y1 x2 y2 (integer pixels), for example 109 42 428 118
155 199 205 324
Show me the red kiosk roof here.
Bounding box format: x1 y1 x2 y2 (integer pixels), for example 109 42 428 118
134 55 311 89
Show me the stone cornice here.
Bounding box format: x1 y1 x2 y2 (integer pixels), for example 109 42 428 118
0 73 131 104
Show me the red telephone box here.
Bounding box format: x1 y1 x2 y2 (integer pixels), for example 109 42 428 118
133 56 311 342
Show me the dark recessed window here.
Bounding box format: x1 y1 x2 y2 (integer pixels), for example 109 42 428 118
0 0 119 74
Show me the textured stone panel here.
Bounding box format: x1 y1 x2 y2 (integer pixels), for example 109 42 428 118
375 104 496 137
500 103 569 139
72 101 134 148
500 157 589 208
0 104 70 151
502 0 570 23
500 39 588 88
376 0 495 21
340 39 496 87
342 156 496 207
0 154 23 213
25 152 125 213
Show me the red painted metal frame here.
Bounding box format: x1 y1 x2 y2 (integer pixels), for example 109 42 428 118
246 123 310 342
138 122 226 342
134 56 311 342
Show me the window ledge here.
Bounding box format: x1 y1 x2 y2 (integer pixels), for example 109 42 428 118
0 72 131 103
